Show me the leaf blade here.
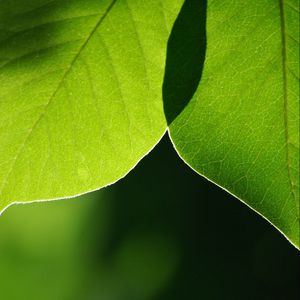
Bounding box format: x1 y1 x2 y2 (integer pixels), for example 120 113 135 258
168 0 299 247
0 0 183 211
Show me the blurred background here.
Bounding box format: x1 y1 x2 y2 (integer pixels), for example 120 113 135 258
0 135 299 300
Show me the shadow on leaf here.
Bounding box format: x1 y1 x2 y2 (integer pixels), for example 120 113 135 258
163 0 207 125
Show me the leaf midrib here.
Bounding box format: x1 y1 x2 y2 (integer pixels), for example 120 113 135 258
279 0 298 216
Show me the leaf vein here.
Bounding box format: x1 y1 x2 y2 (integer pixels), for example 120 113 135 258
0 0 118 196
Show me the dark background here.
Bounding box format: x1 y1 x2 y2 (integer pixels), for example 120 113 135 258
0 135 299 300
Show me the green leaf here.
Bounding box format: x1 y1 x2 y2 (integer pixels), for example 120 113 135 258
0 0 183 212
168 0 299 247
